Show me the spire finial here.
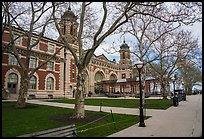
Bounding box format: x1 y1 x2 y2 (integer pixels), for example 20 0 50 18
123 36 125 43
68 2 71 11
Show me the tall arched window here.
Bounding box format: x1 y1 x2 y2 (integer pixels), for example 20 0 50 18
29 76 37 89
47 77 54 90
94 71 105 94
95 71 104 82
8 73 18 93
110 74 117 80
122 52 125 59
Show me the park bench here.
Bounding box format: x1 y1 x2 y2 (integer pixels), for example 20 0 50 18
18 124 77 137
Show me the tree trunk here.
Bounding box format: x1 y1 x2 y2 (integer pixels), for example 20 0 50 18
161 82 167 99
72 69 86 119
15 76 28 108
186 86 192 95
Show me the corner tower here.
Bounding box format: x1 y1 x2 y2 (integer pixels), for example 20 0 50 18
119 40 131 66
58 6 78 44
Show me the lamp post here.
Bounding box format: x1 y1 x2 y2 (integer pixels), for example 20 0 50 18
172 76 175 97
182 81 186 101
172 74 179 106
135 60 146 127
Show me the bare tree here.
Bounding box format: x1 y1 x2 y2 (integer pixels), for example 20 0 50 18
104 2 201 100
52 2 138 119
2 2 63 108
177 49 202 95
148 29 199 98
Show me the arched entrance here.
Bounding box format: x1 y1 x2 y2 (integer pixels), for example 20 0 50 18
94 71 105 94
7 73 18 94
109 73 117 93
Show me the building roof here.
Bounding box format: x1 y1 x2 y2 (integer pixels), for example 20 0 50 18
61 8 77 20
120 40 129 49
117 79 127 83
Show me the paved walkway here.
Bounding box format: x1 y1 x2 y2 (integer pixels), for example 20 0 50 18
4 95 202 137
109 95 202 137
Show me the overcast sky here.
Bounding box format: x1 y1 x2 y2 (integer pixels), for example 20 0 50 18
46 2 202 63
94 21 202 62
89 2 202 63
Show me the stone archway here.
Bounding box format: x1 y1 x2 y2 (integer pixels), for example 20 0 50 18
109 73 118 93
4 68 21 100
94 71 105 94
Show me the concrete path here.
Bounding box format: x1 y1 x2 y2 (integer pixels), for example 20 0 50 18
26 99 164 116
109 95 202 137
4 95 202 137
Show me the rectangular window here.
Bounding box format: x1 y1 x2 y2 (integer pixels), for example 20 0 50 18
9 55 18 65
72 63 75 79
48 43 55 53
14 34 21 45
72 72 75 79
47 61 54 71
29 57 37 68
31 38 38 49
72 63 75 70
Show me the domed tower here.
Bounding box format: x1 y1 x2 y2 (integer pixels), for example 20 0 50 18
58 6 78 44
119 40 131 66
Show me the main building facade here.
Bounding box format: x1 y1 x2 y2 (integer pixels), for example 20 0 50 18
2 9 160 100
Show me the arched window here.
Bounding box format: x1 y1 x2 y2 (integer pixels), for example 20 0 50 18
122 52 125 59
95 71 104 82
47 77 54 90
29 76 37 89
94 71 105 94
7 73 18 94
110 74 117 80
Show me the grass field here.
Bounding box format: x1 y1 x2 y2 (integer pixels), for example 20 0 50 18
46 98 173 110
2 102 150 137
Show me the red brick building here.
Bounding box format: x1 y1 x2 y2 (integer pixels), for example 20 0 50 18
2 8 162 100
2 25 66 99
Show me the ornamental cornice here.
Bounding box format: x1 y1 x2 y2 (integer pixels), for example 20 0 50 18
2 45 63 62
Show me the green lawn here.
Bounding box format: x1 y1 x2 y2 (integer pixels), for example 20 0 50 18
2 102 150 137
46 98 173 110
